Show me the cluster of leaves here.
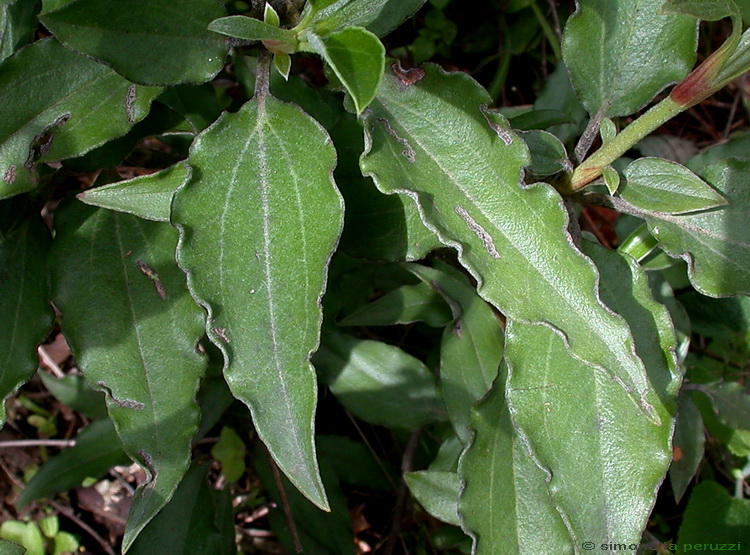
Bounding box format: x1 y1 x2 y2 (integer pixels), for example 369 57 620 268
4 0 750 553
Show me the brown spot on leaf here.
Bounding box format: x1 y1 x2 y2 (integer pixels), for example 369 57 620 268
392 62 425 87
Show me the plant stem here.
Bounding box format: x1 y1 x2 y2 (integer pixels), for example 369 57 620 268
530 0 562 60
618 222 658 262
568 96 684 191
254 50 272 101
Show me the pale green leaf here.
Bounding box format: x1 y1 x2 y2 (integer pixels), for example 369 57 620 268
647 158 750 296
602 165 620 194
264 2 280 27
0 0 37 63
337 282 452 327
41 0 228 85
406 263 503 444
0 197 53 427
0 39 161 199
78 162 190 222
361 62 658 421
211 427 246 483
563 0 697 117
669 394 705 503
313 330 445 429
50 203 207 551
208 15 297 45
17 419 130 508
621 157 727 214
274 51 291 80
172 94 344 512
404 471 460 526
301 0 427 37
304 27 384 114
459 369 573 554
505 242 679 549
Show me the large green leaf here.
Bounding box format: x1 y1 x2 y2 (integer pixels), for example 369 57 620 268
361 63 657 422
172 93 344 511
78 162 190 223
406 263 503 444
0 196 53 426
563 0 697 117
301 0 427 37
404 470 460 526
40 0 228 85
17 418 129 508
677 481 750 546
50 203 206 551
0 39 161 199
459 368 573 554
504 242 679 550
646 158 750 296
0 0 37 63
313 330 445 430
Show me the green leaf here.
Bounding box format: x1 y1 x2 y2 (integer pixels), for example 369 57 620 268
519 129 571 177
38 372 108 420
254 449 356 555
0 197 53 427
301 0 427 37
313 330 445 430
0 523 42 555
304 27 385 114
562 0 697 117
677 481 750 546
128 464 235 555
50 203 207 551
406 263 503 444
51 532 78 555
687 130 750 174
17 418 130 508
0 539 26 555
40 0 228 85
505 242 679 549
172 94 344 512
211 427 246 483
459 369 573 553
274 51 292 80
361 62 658 422
330 115 440 261
533 62 588 144
317 435 393 489
508 108 576 131
208 15 297 46
404 471 460 526
620 157 727 214
646 158 750 296
695 381 750 430
337 282 452 327
158 84 221 133
602 165 620 194
0 39 161 198
78 162 190 222
669 394 704 503
0 0 38 63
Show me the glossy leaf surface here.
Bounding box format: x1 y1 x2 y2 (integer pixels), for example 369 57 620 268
647 158 750 296
50 203 206 551
620 157 727 214
505 242 679 550
208 15 297 44
0 197 53 426
361 63 657 421
41 0 228 85
0 0 37 63
563 0 697 117
0 39 160 199
314 331 444 430
459 369 573 554
78 162 190 222
173 93 344 511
